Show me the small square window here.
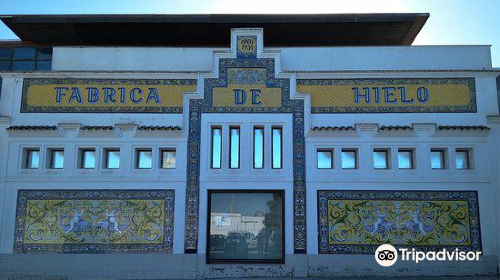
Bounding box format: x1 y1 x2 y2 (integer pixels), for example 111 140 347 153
160 149 176 169
35 60 52 70
341 149 357 169
49 149 64 169
104 149 120 169
11 60 35 71
13 47 36 59
24 148 40 169
317 149 333 169
80 149 96 169
36 48 53 59
0 48 11 59
0 60 10 71
136 149 152 169
398 149 414 169
373 149 389 169
456 149 472 170
430 149 446 169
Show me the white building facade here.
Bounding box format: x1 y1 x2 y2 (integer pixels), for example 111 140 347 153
0 14 499 279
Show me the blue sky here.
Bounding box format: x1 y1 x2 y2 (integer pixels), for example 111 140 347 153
0 0 499 66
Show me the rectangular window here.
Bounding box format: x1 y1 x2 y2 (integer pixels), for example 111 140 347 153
211 127 222 169
207 190 284 263
160 149 176 169
0 60 10 71
35 60 52 70
317 149 333 169
80 149 96 169
24 148 40 169
430 149 446 169
253 126 264 169
373 149 389 170
49 149 64 169
13 47 36 59
398 149 414 169
229 126 240 169
104 149 120 169
0 47 11 59
456 149 471 170
0 47 53 72
36 48 53 59
136 149 152 169
271 126 282 169
11 60 35 71
341 149 357 169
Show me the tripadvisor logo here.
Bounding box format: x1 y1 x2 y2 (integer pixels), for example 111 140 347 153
375 244 398 266
375 244 482 267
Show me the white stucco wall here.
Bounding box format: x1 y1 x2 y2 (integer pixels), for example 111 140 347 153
0 36 499 278
52 45 492 72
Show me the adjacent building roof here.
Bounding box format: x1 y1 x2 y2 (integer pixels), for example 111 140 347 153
0 13 429 47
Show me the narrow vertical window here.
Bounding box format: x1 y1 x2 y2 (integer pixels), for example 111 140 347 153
80 149 96 169
456 149 471 170
373 149 389 170
317 149 333 169
104 149 120 169
430 148 446 169
25 148 40 169
136 149 152 169
49 149 64 169
271 126 282 169
398 149 414 169
253 126 264 169
160 149 176 169
341 149 357 169
229 126 240 169
211 127 222 169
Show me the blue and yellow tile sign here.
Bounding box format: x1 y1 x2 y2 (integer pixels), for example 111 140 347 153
212 67 282 107
20 76 476 114
297 78 476 113
21 78 197 113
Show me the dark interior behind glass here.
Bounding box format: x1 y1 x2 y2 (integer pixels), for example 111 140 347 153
207 190 284 263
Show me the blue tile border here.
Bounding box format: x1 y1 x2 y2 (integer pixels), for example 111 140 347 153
184 57 307 254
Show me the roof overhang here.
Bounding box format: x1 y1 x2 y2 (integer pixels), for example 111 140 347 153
0 13 429 47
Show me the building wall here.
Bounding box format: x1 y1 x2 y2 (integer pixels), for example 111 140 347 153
0 28 499 278
53 45 492 72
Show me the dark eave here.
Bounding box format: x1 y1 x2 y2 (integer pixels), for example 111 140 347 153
0 13 429 47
